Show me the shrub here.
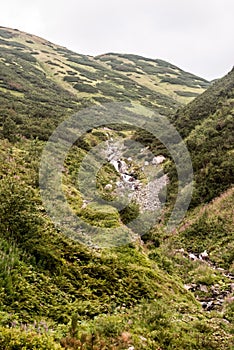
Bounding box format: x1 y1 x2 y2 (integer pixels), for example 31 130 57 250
73 83 98 93
0 326 62 350
0 176 41 243
119 202 139 225
0 29 14 39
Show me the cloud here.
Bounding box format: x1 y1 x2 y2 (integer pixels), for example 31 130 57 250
0 0 233 79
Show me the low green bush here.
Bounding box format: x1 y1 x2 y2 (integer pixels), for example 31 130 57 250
0 326 62 350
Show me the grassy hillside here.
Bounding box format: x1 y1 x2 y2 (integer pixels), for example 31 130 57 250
175 68 234 206
0 26 209 142
172 67 234 137
0 27 233 349
0 137 233 348
176 187 234 270
131 68 233 215
96 53 209 104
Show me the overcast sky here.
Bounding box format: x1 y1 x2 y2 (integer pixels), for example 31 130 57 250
0 0 233 80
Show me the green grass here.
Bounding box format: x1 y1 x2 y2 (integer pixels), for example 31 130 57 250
0 26 233 349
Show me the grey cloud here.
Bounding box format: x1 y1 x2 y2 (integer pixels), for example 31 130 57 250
0 0 233 79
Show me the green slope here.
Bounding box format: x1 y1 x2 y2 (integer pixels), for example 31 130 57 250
0 137 232 348
0 26 209 142
179 68 234 205
176 187 234 270
131 68 233 212
0 27 233 349
172 67 234 137
95 53 209 104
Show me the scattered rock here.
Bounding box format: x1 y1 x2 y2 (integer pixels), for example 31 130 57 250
184 283 197 291
225 296 234 304
152 155 166 165
202 300 214 311
184 284 192 291
105 139 168 212
200 285 209 293
176 248 185 253
184 249 234 312
217 267 225 272
81 200 89 208
188 253 198 261
104 184 113 191
139 336 147 342
199 250 209 260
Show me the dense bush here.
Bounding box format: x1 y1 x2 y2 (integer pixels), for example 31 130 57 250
0 29 14 38
175 90 199 97
119 202 140 224
74 83 98 93
0 326 62 350
0 176 41 243
63 75 80 82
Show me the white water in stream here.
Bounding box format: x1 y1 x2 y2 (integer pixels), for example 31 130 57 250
105 139 168 213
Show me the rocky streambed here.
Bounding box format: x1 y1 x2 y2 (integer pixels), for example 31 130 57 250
105 138 168 213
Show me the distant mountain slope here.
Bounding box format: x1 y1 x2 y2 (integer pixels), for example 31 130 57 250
95 53 209 103
0 26 209 141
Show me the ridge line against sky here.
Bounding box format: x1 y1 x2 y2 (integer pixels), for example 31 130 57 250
0 0 233 80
